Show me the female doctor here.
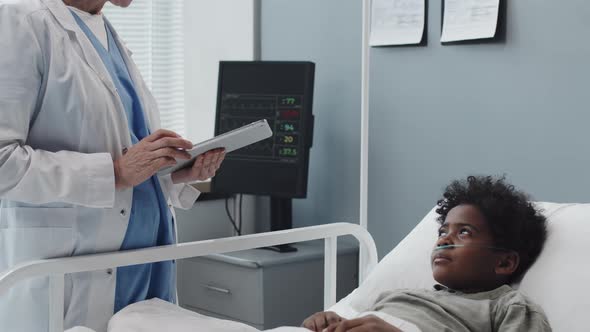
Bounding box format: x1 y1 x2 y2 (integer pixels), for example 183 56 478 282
0 0 225 331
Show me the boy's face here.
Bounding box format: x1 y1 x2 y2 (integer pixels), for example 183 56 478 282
431 204 511 292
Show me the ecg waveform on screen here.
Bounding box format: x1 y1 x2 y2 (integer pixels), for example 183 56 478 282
218 93 303 162
237 139 274 156
220 95 276 118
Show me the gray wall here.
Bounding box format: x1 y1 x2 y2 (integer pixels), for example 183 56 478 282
262 0 590 258
261 0 363 229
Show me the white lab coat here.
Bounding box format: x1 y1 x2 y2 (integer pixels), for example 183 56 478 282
0 0 200 331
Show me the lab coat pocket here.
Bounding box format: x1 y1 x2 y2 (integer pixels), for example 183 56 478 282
0 207 76 269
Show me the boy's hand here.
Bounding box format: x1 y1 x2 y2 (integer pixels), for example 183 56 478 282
302 311 344 332
326 314 403 332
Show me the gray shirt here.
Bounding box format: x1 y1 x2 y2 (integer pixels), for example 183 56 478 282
369 285 551 332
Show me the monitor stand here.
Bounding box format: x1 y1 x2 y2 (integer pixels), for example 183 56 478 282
263 197 298 253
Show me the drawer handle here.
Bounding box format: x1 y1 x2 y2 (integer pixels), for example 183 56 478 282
202 284 231 295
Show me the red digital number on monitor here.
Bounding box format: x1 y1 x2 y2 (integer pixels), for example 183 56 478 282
280 110 300 120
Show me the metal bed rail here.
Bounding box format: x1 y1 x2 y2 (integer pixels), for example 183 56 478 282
0 222 378 332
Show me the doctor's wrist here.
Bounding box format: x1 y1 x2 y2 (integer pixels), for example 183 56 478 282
113 159 131 190
170 171 180 184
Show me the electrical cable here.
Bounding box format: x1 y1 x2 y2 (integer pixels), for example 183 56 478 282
225 196 240 235
238 194 243 235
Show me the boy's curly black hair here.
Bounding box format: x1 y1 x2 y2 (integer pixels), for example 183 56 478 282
435 175 547 282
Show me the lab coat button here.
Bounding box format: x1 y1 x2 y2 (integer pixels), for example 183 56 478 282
106 268 113 275
120 209 127 217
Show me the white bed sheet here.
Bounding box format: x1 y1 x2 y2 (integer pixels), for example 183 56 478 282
108 298 259 332
66 298 420 332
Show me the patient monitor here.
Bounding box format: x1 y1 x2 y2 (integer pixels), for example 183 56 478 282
211 61 315 252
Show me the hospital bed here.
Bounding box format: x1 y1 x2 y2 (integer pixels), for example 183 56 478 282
1 202 588 331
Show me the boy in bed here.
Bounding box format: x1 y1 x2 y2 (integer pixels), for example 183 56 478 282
302 175 552 332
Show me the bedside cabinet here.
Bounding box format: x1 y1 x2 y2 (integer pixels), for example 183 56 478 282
177 239 359 330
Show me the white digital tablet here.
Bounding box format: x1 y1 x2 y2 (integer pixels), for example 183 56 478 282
157 119 273 176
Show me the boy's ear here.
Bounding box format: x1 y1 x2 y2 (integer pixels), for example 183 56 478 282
495 252 520 276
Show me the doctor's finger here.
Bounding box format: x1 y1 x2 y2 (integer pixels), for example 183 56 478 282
214 152 225 169
202 148 224 161
151 147 191 161
149 137 193 151
206 151 221 166
201 160 217 177
214 150 226 163
201 151 215 166
153 156 178 170
192 155 205 167
144 129 182 142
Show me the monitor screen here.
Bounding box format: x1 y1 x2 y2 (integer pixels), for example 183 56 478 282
211 61 315 198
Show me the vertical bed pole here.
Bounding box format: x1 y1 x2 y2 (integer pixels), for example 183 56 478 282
49 274 65 332
359 0 372 282
253 0 261 61
324 236 337 309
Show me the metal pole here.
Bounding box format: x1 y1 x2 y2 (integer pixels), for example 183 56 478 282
253 0 261 60
360 0 372 282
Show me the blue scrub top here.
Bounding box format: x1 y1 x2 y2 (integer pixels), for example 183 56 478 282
70 12 176 313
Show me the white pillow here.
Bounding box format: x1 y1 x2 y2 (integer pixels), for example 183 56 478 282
332 202 590 332
518 202 590 331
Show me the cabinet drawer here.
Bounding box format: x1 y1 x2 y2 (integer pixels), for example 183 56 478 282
177 257 263 324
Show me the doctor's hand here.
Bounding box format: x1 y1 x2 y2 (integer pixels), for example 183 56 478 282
171 148 225 184
326 315 402 332
114 129 193 190
302 311 344 332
